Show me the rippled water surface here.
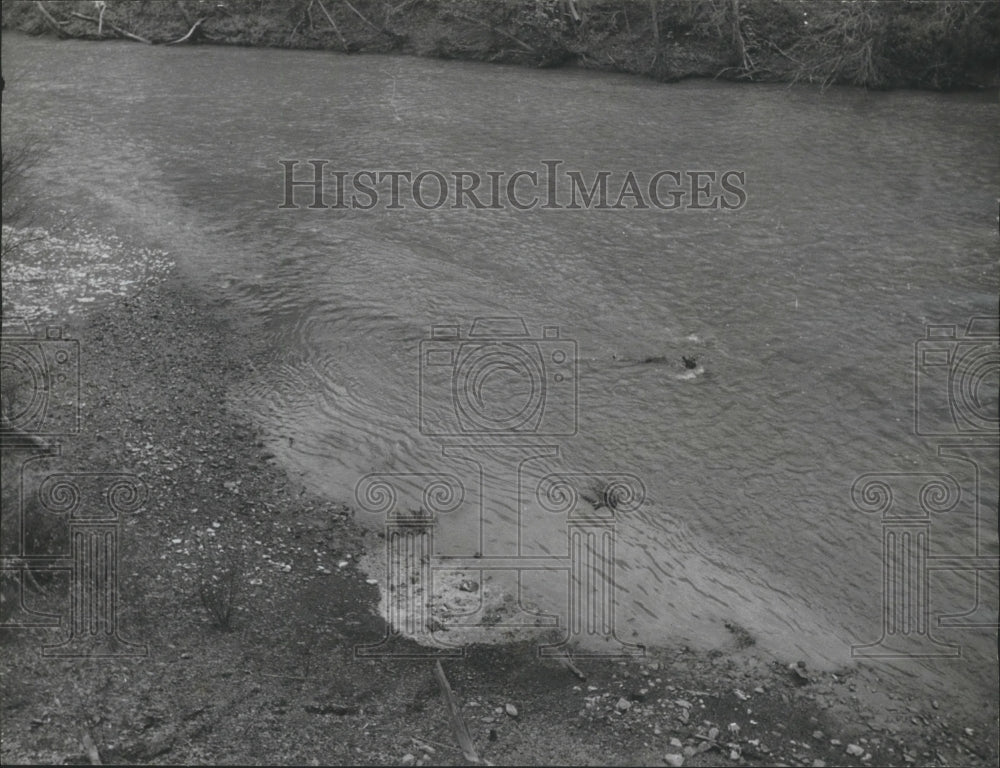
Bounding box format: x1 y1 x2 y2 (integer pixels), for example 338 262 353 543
3 34 997 697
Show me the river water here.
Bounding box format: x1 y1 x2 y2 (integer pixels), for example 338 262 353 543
2 34 997 700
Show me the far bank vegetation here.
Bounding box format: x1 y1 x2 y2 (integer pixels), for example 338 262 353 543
2 0 997 90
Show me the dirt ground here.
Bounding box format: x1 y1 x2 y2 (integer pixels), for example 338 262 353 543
1 241 998 766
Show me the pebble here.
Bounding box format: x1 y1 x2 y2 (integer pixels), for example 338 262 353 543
669 737 682 747
616 698 631 712
812 761 826 768
505 703 518 717
846 744 864 756
664 753 684 767
401 754 415 765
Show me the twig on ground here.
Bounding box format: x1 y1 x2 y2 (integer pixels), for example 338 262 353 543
82 730 103 765
433 660 480 764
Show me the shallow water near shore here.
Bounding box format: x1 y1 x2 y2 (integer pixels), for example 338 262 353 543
2 33 997 704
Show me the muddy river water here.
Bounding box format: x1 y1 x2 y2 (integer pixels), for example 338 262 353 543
3 33 997 703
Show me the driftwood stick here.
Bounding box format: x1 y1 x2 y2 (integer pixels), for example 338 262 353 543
96 1 106 36
105 20 152 44
340 0 379 31
451 11 536 53
313 0 349 51
556 652 586 681
432 660 480 764
69 11 152 44
166 17 206 45
34 1 68 36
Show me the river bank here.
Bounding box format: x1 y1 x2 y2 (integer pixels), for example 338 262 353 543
3 0 998 91
1 222 998 766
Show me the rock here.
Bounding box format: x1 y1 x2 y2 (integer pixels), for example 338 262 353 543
505 703 518 717
812 760 827 768
458 579 479 592
846 744 864 756
669 737 682 748
664 753 684 767
401 754 415 765
616 698 632 712
789 662 810 684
